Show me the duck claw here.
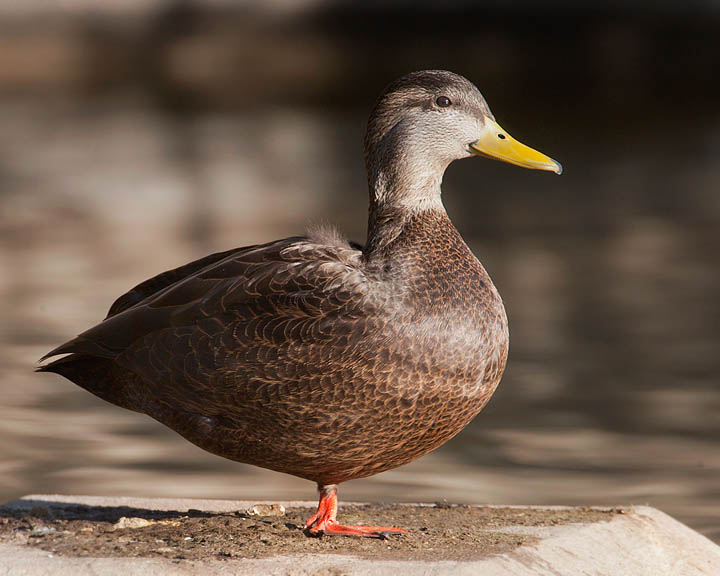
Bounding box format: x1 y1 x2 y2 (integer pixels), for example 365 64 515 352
304 484 408 539
308 521 407 539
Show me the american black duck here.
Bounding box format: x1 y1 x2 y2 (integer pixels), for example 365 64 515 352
39 70 561 538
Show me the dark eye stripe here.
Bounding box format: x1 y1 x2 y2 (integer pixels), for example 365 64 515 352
436 96 452 108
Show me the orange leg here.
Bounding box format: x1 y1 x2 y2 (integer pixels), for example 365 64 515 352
305 484 408 539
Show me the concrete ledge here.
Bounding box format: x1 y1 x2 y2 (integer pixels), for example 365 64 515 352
1 495 719 575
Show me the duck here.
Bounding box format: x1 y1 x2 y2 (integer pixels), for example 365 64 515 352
39 70 561 538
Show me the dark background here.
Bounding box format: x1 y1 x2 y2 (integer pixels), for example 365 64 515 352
0 1 718 540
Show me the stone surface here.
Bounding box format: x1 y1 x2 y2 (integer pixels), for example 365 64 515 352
246 503 286 517
1 495 719 575
111 517 154 530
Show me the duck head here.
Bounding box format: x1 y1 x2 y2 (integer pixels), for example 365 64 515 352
364 70 561 211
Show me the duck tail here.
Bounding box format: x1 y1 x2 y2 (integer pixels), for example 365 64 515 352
37 354 140 412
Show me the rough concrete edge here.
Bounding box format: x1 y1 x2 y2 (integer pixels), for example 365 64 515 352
2 498 719 576
5 494 319 513
5 493 619 513
497 505 720 576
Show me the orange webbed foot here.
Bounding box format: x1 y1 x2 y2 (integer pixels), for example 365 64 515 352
304 484 408 539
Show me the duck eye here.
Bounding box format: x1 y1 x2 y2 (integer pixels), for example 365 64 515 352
497 134 506 139
436 96 452 108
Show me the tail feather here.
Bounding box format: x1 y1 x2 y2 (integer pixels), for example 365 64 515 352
38 354 141 412
40 335 117 362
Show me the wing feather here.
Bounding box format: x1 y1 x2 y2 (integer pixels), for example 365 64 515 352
105 246 253 318
42 237 369 370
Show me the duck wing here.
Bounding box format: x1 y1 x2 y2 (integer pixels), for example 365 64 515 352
41 236 369 365
105 246 248 319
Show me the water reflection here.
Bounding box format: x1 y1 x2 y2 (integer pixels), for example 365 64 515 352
0 97 718 542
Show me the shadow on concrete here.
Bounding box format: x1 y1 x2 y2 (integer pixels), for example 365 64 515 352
0 498 227 523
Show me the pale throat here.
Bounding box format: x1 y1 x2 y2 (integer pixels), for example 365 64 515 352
368 149 449 214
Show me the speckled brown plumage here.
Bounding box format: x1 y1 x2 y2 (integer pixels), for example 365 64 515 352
39 70 533 536
40 210 507 484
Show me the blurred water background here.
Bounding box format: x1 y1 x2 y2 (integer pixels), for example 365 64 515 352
0 1 718 541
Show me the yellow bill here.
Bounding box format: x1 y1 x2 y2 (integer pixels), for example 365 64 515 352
470 118 562 174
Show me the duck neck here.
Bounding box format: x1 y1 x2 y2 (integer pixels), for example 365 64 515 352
365 155 449 255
